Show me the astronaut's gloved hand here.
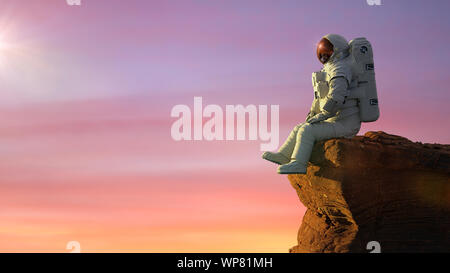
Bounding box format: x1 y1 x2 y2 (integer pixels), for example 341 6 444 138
307 111 332 124
307 98 339 124
322 97 339 114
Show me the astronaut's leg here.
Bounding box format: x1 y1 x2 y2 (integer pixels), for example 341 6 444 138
262 123 306 165
277 122 336 174
277 114 361 174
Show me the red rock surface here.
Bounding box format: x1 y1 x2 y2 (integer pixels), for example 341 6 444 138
288 131 450 253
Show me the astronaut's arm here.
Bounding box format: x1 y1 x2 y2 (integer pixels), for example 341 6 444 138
323 76 349 113
307 77 349 124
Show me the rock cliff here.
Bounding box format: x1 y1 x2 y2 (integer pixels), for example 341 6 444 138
288 131 450 253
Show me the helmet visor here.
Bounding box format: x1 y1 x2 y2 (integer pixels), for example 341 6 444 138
317 38 334 64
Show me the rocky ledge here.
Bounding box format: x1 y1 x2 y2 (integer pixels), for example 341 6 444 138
288 131 450 253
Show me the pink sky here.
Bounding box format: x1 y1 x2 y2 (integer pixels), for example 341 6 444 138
0 0 449 252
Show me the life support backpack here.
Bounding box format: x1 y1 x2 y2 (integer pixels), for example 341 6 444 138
348 37 380 122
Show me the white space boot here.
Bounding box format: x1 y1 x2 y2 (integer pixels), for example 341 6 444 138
262 152 290 165
262 123 305 165
277 160 307 174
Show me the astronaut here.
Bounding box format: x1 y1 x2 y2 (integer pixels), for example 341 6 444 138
262 34 361 174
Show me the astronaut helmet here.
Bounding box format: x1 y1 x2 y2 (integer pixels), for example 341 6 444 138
316 37 334 64
318 34 350 64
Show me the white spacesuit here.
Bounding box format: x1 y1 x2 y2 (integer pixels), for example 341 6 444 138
263 34 362 174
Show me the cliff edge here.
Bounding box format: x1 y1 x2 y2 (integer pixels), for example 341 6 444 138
288 131 450 253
